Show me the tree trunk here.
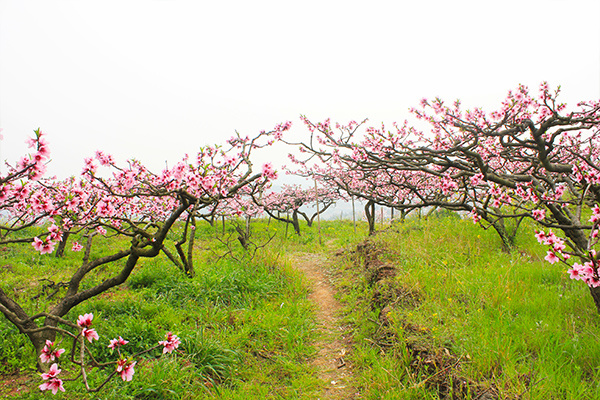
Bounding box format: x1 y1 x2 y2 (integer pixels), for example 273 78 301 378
589 286 600 314
291 210 301 235
365 201 376 235
490 219 515 252
54 232 70 257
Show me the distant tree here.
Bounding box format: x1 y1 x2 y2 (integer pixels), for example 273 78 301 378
256 184 339 235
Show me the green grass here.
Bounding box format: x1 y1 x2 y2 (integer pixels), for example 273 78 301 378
0 219 322 399
2 214 600 399
329 215 600 399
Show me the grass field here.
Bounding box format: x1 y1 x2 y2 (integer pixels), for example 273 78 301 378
1 214 599 399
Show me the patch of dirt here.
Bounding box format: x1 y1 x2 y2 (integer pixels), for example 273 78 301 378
352 239 500 400
290 252 358 399
0 372 33 398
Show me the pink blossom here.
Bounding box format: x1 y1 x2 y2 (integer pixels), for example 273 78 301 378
535 230 547 244
116 358 136 381
552 240 566 253
82 157 97 175
159 332 181 354
82 328 99 343
470 173 484 186
26 135 37 148
77 313 94 328
588 275 600 288
590 205 600 224
261 163 277 180
47 224 62 242
581 262 595 278
568 267 582 280
39 340 65 363
532 209 545 221
71 241 83 252
39 363 65 393
32 237 55 255
544 251 559 264
440 175 458 195
41 363 61 380
95 150 114 166
108 336 129 349
469 208 481 224
39 378 65 395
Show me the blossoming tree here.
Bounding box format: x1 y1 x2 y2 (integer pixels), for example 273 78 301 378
287 84 600 310
0 122 290 373
256 184 340 235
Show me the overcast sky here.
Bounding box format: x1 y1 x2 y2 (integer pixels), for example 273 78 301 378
1 0 599 180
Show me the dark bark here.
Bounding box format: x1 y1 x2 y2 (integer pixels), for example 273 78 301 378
54 232 70 257
365 200 376 235
263 209 301 235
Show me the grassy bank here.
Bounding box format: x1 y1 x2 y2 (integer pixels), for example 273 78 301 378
330 215 600 399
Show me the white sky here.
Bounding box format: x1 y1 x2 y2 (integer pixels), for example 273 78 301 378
1 0 599 180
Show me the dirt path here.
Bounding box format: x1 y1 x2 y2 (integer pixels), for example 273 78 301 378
290 252 357 400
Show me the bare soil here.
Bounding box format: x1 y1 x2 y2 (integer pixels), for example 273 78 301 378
0 373 32 398
290 252 357 400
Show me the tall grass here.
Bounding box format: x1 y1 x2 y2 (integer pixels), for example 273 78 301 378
331 215 600 399
0 219 321 399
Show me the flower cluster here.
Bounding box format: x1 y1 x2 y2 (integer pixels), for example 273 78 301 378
77 313 99 343
535 230 568 264
159 331 181 354
568 260 600 287
116 358 136 382
39 363 65 395
38 313 182 394
39 340 65 363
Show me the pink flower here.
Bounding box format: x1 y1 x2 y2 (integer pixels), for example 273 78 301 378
568 264 584 280
590 205 600 224
116 358 136 381
108 336 129 349
39 364 66 395
159 332 181 354
567 268 581 280
77 313 94 328
71 241 83 252
39 378 65 395
261 163 277 180
440 175 458 195
82 328 99 343
532 209 545 221
553 240 566 253
32 237 55 255
535 230 546 244
39 340 65 363
82 157 97 175
470 173 484 186
469 208 481 224
545 251 559 264
41 363 61 380
95 150 114 166
588 275 600 288
47 224 62 242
